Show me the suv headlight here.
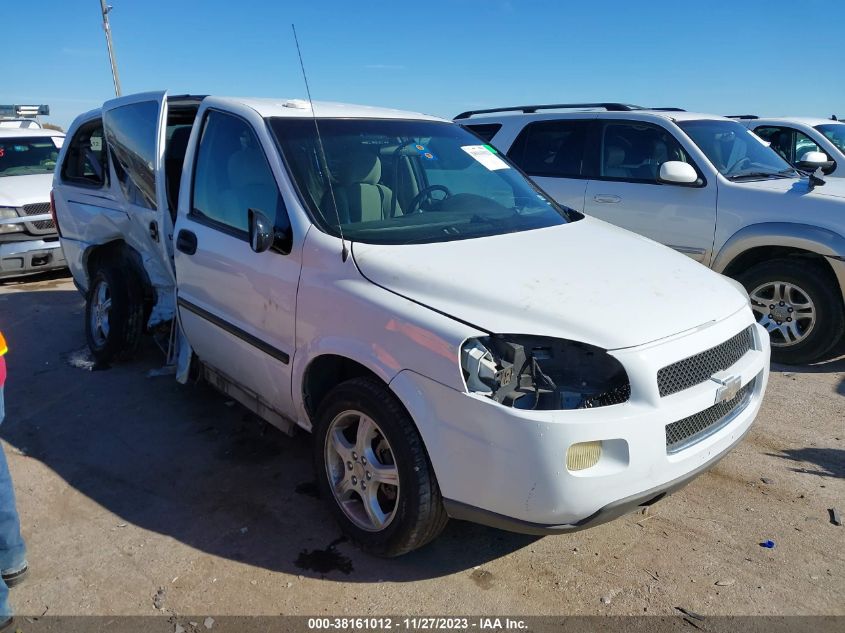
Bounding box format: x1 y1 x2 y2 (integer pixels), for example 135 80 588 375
0 207 24 234
460 335 630 410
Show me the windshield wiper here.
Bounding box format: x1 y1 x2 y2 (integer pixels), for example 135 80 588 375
727 171 792 181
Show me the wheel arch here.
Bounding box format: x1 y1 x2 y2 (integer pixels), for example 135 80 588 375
713 223 845 297
84 240 156 314
300 353 392 430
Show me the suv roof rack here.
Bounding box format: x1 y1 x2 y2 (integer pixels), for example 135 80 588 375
454 103 644 119
649 107 686 112
726 115 758 119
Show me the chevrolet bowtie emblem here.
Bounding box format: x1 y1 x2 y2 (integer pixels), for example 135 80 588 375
711 374 742 404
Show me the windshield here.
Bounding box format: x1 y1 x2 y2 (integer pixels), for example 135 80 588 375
815 123 845 153
677 120 797 181
0 136 61 177
269 118 578 245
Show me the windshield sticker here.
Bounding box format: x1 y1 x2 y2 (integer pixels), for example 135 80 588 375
414 144 437 160
461 145 509 171
90 137 102 151
51 136 65 148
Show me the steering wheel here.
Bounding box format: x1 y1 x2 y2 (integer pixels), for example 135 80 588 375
726 156 751 174
407 185 452 214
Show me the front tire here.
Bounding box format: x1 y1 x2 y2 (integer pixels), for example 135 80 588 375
85 264 144 364
737 258 844 364
313 376 448 557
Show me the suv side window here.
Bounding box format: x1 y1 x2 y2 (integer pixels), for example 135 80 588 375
191 110 288 236
754 126 795 162
462 123 502 143
507 120 590 178
61 119 108 187
598 121 692 183
754 125 832 172
103 101 159 209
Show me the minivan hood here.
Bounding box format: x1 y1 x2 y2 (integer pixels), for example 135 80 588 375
353 218 749 350
0 173 54 207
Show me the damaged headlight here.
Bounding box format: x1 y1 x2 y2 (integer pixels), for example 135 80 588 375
460 335 630 410
0 207 24 234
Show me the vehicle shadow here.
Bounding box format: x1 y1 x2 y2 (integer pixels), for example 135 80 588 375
0 268 72 288
766 447 845 480
0 286 538 583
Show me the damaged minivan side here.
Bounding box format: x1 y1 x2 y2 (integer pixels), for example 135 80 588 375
53 92 770 556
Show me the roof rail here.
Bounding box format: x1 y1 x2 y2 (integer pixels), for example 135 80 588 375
454 103 643 119
726 115 758 119
649 107 686 112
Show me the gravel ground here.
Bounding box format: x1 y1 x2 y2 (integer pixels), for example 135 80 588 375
0 273 842 618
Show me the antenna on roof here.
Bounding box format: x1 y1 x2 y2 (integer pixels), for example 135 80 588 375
291 24 348 262
99 0 122 96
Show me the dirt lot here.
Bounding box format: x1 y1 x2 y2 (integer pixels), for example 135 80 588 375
0 273 842 618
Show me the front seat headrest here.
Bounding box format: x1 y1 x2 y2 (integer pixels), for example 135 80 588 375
338 151 381 186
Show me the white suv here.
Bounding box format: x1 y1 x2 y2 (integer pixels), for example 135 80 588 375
730 115 845 179
457 104 845 364
53 93 769 555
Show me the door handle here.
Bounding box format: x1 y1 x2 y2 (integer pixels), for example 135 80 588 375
593 194 622 204
176 229 197 255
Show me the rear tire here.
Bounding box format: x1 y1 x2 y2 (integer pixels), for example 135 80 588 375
313 376 448 557
85 264 144 364
736 258 844 364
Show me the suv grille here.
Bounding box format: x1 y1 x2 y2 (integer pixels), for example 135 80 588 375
665 377 756 453
657 326 754 397
22 203 55 232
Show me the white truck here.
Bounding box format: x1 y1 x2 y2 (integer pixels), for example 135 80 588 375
53 92 769 556
0 127 67 279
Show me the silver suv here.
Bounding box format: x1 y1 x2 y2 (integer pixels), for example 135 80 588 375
457 103 845 364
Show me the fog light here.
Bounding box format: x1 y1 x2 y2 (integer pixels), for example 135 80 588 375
566 441 602 471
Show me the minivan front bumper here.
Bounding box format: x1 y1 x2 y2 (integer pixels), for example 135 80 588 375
0 238 66 279
390 309 770 533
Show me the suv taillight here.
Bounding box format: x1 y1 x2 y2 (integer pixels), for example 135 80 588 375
50 189 62 237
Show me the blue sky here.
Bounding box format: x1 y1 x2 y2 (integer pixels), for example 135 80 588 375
4 0 843 130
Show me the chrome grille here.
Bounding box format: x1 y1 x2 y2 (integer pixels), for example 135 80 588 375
665 377 756 454
22 202 55 232
657 326 754 397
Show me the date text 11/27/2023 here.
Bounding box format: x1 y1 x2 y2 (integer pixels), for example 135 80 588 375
306 618 528 630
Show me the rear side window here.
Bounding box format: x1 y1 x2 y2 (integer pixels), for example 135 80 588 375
462 123 502 143
191 110 288 236
598 121 691 183
507 120 589 178
61 120 107 187
103 101 159 209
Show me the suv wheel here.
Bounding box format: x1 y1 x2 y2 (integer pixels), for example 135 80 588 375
737 258 844 364
85 264 144 364
314 376 448 557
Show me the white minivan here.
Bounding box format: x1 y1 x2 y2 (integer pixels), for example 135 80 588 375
53 93 769 555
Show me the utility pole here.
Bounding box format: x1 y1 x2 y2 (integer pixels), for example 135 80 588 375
99 0 122 96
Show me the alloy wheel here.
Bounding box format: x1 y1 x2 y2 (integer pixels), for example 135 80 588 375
749 280 816 347
324 410 400 532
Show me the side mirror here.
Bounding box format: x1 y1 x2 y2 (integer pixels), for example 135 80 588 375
658 161 699 186
248 208 293 254
248 208 274 253
797 151 833 171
